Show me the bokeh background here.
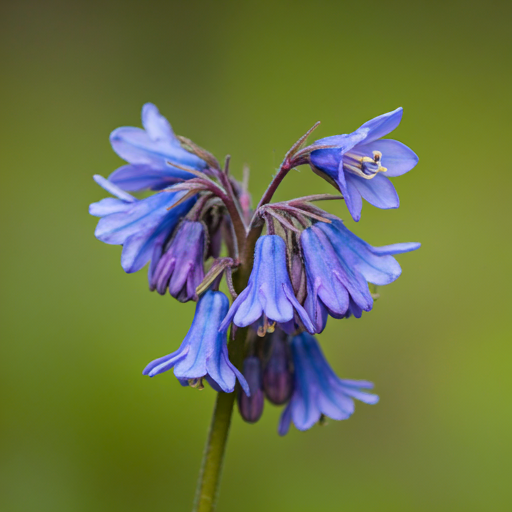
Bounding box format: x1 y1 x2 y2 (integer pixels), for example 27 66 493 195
1 0 511 511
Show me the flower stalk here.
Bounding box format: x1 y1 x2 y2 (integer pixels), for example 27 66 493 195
89 103 420 512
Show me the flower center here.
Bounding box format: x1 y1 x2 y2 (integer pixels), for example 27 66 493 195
343 150 387 180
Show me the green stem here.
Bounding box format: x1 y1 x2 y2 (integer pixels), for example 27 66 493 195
192 390 236 512
192 325 248 512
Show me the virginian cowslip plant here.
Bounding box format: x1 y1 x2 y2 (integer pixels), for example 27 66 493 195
90 103 420 511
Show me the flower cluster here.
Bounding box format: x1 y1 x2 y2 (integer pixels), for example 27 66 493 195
90 103 419 434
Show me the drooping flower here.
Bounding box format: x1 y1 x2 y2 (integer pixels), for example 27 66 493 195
302 218 420 333
308 107 418 221
237 357 264 423
108 103 207 192
278 332 379 436
143 291 249 395
149 220 206 302
219 235 315 334
90 175 196 273
263 328 293 405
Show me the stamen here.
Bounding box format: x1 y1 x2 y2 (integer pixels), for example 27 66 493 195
343 150 387 180
188 378 205 390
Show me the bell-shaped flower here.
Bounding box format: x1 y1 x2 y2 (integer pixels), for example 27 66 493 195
219 235 315 334
278 332 379 435
90 175 196 274
148 220 206 302
308 107 418 221
237 357 264 423
302 219 420 333
108 103 207 191
143 291 249 395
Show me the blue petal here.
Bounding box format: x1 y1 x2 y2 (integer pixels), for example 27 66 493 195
345 173 399 210
89 197 133 217
371 242 421 255
93 174 136 202
278 403 293 436
141 103 177 142
352 139 418 177
109 164 194 192
142 346 188 377
357 107 403 144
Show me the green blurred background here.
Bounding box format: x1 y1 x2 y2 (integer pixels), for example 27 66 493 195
1 0 511 511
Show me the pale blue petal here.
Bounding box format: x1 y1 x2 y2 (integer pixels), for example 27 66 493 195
346 173 399 210
357 107 403 144
93 174 136 202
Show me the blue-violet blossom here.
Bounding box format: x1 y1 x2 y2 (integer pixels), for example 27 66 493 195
89 175 196 274
302 219 420 333
278 332 379 435
149 220 205 302
309 107 418 221
143 290 249 395
220 235 315 334
109 103 207 192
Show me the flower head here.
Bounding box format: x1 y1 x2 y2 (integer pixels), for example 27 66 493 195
143 291 249 395
90 175 196 274
220 235 315 334
308 108 418 221
149 220 206 302
302 219 420 332
109 103 206 192
278 332 379 436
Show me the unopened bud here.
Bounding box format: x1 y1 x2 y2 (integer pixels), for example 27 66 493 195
263 329 293 405
237 357 264 423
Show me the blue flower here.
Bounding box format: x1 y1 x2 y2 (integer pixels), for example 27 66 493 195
309 108 418 221
220 235 315 334
149 220 205 302
143 291 250 395
278 332 379 435
89 175 196 274
237 357 264 423
302 219 420 333
108 103 207 191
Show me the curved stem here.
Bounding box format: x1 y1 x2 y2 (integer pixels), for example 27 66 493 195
254 162 292 212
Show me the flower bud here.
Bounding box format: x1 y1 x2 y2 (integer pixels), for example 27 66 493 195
237 357 264 423
149 220 205 302
263 329 293 405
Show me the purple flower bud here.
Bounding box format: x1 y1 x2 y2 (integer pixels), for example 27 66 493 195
149 220 206 302
263 329 293 405
220 235 315 334
143 290 249 395
238 357 264 423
